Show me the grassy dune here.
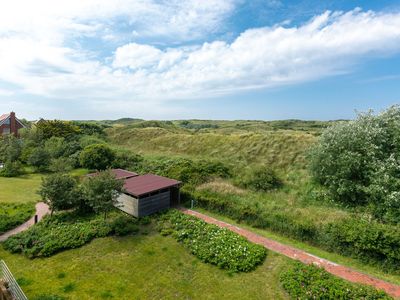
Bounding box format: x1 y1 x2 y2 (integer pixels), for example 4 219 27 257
107 126 316 169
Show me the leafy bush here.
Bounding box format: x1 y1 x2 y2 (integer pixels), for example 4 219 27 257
237 166 282 191
111 215 139 236
0 203 35 234
0 160 23 177
140 156 230 186
280 261 391 299
80 144 115 170
309 106 400 223
28 147 51 172
112 150 143 170
158 210 267 272
3 212 113 258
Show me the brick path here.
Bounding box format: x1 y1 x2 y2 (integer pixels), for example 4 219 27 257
180 208 400 299
0 202 50 242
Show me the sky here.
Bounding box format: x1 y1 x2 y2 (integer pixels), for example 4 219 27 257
0 0 400 121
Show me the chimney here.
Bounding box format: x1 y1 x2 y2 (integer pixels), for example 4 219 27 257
10 111 17 136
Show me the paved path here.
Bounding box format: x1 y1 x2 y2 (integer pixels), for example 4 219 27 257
180 208 400 299
0 202 50 242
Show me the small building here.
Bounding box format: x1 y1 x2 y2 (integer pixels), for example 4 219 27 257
87 169 181 217
118 174 181 217
0 112 26 136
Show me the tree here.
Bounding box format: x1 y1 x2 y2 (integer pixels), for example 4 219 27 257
0 135 22 163
112 150 143 170
49 157 74 173
309 105 400 223
28 148 51 172
80 144 115 170
38 174 78 215
44 137 66 159
82 170 124 219
35 120 80 140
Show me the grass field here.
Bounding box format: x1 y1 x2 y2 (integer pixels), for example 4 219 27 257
0 174 42 203
0 233 290 300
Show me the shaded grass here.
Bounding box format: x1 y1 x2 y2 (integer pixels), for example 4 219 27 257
0 234 290 300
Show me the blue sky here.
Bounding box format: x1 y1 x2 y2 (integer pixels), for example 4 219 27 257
0 0 400 120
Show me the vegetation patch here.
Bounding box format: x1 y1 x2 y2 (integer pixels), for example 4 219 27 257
0 202 35 234
280 261 392 299
158 210 267 272
2 211 139 258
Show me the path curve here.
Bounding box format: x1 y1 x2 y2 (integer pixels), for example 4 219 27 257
180 208 400 299
0 202 50 242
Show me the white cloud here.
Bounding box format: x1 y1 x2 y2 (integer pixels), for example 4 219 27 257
1 5 400 117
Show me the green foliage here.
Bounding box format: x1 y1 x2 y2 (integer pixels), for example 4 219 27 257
72 121 107 136
112 150 143 170
80 144 115 170
0 203 35 234
82 170 123 219
111 215 139 236
309 106 400 223
140 156 230 186
237 166 282 191
0 160 23 177
280 261 391 299
49 157 74 173
44 137 66 159
158 210 267 272
28 147 51 172
3 212 113 258
187 189 400 271
0 135 22 162
35 120 81 140
38 174 79 214
322 218 400 271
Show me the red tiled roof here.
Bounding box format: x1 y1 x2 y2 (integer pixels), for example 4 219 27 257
87 169 138 180
0 113 10 121
124 174 181 197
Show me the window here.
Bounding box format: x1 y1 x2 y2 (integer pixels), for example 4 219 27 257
3 118 10 125
2 127 10 135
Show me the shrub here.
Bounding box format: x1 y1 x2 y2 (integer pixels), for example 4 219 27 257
158 210 267 272
0 160 23 177
280 261 391 299
111 215 139 236
3 212 113 258
0 203 35 234
112 150 143 170
80 144 115 170
237 167 282 191
28 148 51 172
309 106 400 223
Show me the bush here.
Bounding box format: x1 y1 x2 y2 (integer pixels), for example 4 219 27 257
3 212 113 258
0 160 23 177
80 144 115 170
158 210 267 272
309 106 400 223
140 156 230 186
111 215 139 236
0 203 35 234
112 150 143 170
280 261 391 299
237 167 282 191
28 148 51 172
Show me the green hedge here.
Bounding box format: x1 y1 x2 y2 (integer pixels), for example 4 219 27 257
158 210 267 272
280 261 392 299
186 190 400 272
0 203 35 234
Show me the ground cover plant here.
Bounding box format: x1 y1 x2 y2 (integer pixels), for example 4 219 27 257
158 210 267 272
2 211 138 258
0 202 35 234
280 261 392 299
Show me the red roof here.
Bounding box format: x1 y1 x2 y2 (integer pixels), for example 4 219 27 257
0 114 9 121
124 174 181 197
87 169 138 180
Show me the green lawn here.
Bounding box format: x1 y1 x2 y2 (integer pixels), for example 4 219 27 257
0 233 290 300
0 174 42 203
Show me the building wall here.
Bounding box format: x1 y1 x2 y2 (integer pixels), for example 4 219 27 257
115 190 171 217
1 113 24 136
138 191 170 217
